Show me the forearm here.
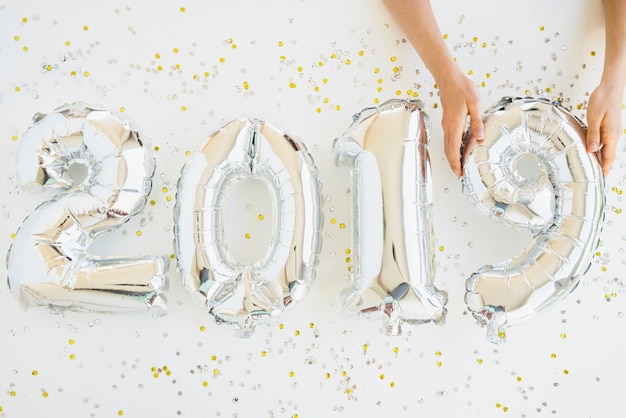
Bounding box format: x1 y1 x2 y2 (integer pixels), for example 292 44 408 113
601 0 626 89
382 0 459 82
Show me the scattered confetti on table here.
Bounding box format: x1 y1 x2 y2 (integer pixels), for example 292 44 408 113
0 0 624 417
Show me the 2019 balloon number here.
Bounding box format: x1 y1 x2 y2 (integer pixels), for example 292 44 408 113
6 97 604 343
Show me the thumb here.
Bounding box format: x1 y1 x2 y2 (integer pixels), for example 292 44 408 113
586 120 601 153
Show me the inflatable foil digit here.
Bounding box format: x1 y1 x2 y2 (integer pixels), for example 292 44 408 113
461 96 605 343
332 98 448 336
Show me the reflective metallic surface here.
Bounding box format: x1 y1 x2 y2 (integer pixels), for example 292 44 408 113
174 118 323 337
7 102 168 314
461 97 605 343
333 98 448 335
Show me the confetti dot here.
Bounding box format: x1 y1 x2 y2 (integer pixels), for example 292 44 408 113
289 82 297 88
390 56 397 62
199 325 206 332
150 200 156 206
84 71 90 77
32 370 38 376
180 7 186 12
119 107 125 113
69 354 76 360
13 35 20 41
65 40 71 46
83 25 89 31
42 391 48 398
245 233 251 239
289 371 295 378
339 223 345 229
68 339 75 345
9 391 16 397
21 17 28 23
330 218 337 225
22 46 29 52
590 51 597 56
202 381 208 387
118 411 124 416
476 358 483 364
258 214 264 220
136 230 142 237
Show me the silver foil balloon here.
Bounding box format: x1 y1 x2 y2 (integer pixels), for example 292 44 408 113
6 102 168 315
332 98 448 335
461 97 605 343
174 118 323 337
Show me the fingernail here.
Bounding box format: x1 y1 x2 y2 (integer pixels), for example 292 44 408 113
589 143 599 152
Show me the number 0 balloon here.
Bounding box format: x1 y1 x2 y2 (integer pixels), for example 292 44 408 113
7 102 168 314
174 118 323 337
461 97 605 343
333 99 448 335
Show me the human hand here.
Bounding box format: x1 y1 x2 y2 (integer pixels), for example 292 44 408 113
586 81 624 176
437 69 485 177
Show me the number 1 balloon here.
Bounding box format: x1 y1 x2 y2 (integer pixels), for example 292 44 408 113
174 118 323 337
461 97 605 343
332 98 448 335
6 102 168 315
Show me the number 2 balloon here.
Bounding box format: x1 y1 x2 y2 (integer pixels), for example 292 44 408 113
7 102 168 315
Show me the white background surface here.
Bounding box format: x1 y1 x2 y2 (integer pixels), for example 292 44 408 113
1 1 625 417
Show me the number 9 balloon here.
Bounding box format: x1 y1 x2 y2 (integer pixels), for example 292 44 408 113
174 117 323 337
461 97 605 343
6 102 169 315
332 98 448 336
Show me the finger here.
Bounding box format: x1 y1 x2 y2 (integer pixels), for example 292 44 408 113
467 100 484 142
444 127 462 177
599 136 617 176
443 120 464 177
461 132 478 169
585 116 601 153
